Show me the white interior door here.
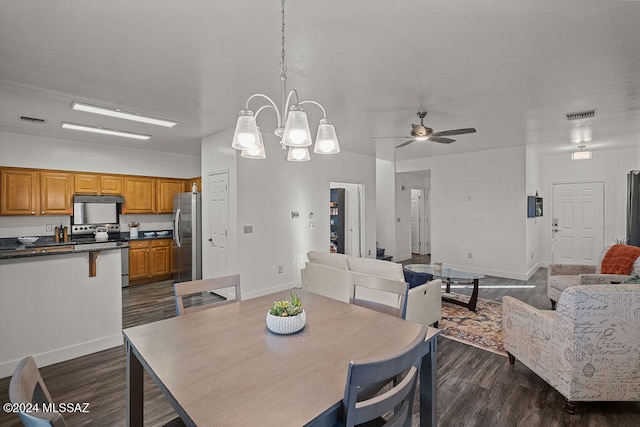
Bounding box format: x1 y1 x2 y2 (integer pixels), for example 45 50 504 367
551 182 604 265
347 186 362 257
209 171 229 277
411 189 420 253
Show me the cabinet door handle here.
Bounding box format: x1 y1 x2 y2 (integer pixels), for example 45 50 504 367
41 211 44 214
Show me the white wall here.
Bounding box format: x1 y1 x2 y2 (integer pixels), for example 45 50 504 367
376 158 395 258
539 147 636 264
397 146 527 280
525 147 543 276
0 131 200 176
202 131 377 299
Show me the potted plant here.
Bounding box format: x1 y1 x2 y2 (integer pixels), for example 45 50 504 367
266 292 306 334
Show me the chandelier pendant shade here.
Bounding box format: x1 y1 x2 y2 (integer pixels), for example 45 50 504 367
231 0 339 161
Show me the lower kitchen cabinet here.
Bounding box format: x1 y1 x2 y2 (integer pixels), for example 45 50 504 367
128 238 173 285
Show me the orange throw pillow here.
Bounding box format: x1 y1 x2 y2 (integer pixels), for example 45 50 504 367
600 244 640 275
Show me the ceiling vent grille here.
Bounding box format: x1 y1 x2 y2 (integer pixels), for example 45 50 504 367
20 116 47 124
565 110 596 121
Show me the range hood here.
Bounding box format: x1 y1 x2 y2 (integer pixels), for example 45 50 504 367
73 194 125 204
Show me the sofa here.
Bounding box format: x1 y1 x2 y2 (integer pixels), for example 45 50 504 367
503 284 640 412
300 251 442 326
547 244 640 308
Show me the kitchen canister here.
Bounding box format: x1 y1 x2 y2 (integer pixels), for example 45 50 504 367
130 223 139 238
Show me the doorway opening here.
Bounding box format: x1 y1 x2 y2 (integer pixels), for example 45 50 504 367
330 181 365 257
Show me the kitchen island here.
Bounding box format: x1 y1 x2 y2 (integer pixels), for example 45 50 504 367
0 241 127 378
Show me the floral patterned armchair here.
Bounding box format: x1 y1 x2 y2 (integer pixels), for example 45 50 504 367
503 284 640 413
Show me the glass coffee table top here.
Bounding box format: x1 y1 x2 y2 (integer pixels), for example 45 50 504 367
404 264 484 281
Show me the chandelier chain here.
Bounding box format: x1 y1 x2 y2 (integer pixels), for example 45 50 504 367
280 0 286 72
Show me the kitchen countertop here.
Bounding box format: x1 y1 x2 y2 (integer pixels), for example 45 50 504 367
0 241 129 260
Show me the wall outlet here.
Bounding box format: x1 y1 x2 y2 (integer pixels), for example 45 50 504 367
243 225 253 234
468 252 473 258
368 249 371 256
396 218 400 223
46 224 53 232
309 221 314 229
278 265 284 274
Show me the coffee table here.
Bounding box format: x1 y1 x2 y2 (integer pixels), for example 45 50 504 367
405 264 484 311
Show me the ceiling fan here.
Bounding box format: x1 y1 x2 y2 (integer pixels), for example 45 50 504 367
374 110 476 148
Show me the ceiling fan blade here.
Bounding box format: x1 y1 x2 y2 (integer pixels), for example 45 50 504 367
396 139 416 148
429 136 455 144
371 136 413 139
432 128 476 137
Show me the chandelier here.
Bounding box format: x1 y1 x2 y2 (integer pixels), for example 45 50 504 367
231 0 340 161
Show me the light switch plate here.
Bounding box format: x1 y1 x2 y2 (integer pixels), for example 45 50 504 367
291 211 299 218
243 225 253 234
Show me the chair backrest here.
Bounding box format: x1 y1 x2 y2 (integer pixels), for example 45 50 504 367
9 356 67 427
350 274 409 319
174 274 241 316
341 325 428 427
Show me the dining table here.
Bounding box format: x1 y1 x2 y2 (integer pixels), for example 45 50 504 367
123 288 440 426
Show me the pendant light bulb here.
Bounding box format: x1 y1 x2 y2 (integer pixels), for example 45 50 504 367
287 146 311 161
232 110 260 150
282 105 312 147
314 118 340 154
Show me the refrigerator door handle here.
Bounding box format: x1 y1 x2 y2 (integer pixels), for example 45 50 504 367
174 208 182 247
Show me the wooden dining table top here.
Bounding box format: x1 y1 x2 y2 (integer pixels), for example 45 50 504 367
123 288 429 426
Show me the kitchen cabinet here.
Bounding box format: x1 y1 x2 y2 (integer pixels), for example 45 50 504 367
39 171 73 215
184 177 202 192
1 168 38 215
74 173 123 195
157 179 185 214
128 238 173 285
1 168 72 216
122 176 156 214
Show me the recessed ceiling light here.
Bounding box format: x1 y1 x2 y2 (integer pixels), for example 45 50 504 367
61 122 151 140
71 102 177 127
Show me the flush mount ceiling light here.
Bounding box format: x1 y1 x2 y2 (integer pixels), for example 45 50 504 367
571 145 592 160
61 122 151 140
231 0 340 161
71 102 177 127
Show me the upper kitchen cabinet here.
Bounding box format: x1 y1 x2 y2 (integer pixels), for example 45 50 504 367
184 177 202 192
75 173 123 195
1 168 72 215
122 176 156 214
1 168 38 215
157 179 186 214
39 171 73 215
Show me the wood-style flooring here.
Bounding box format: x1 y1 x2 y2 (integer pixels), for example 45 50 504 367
1 258 639 426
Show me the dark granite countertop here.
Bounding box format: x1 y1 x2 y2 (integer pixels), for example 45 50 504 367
0 241 129 260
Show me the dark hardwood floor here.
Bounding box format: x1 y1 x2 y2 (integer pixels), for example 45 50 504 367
1 258 639 426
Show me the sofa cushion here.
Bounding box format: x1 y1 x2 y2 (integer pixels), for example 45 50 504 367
548 274 581 294
403 268 434 289
347 256 405 281
600 244 640 275
307 251 349 270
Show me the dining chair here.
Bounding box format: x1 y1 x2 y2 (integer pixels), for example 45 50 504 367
340 324 428 427
174 274 241 316
9 356 67 427
350 274 409 319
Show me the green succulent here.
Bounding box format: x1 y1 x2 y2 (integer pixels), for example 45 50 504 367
269 292 303 317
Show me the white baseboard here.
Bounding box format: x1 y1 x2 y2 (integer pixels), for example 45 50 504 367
0 334 123 379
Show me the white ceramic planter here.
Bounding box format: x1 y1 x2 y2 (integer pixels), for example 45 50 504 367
266 310 306 334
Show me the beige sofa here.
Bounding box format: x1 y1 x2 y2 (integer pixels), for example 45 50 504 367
548 245 640 308
503 284 640 412
300 251 442 326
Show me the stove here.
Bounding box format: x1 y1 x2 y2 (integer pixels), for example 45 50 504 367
70 223 123 243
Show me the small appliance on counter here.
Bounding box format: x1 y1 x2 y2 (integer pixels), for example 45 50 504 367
129 222 139 238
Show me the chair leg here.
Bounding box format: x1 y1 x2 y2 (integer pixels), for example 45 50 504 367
564 399 578 414
550 299 556 310
507 352 516 365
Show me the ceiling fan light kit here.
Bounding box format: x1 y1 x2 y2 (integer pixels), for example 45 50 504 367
374 110 476 149
231 0 339 161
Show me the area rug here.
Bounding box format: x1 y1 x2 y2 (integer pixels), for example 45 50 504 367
438 294 507 356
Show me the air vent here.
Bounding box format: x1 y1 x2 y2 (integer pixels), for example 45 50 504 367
565 110 596 121
20 116 46 124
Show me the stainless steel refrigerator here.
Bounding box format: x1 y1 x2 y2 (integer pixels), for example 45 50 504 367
628 171 640 247
173 192 202 282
